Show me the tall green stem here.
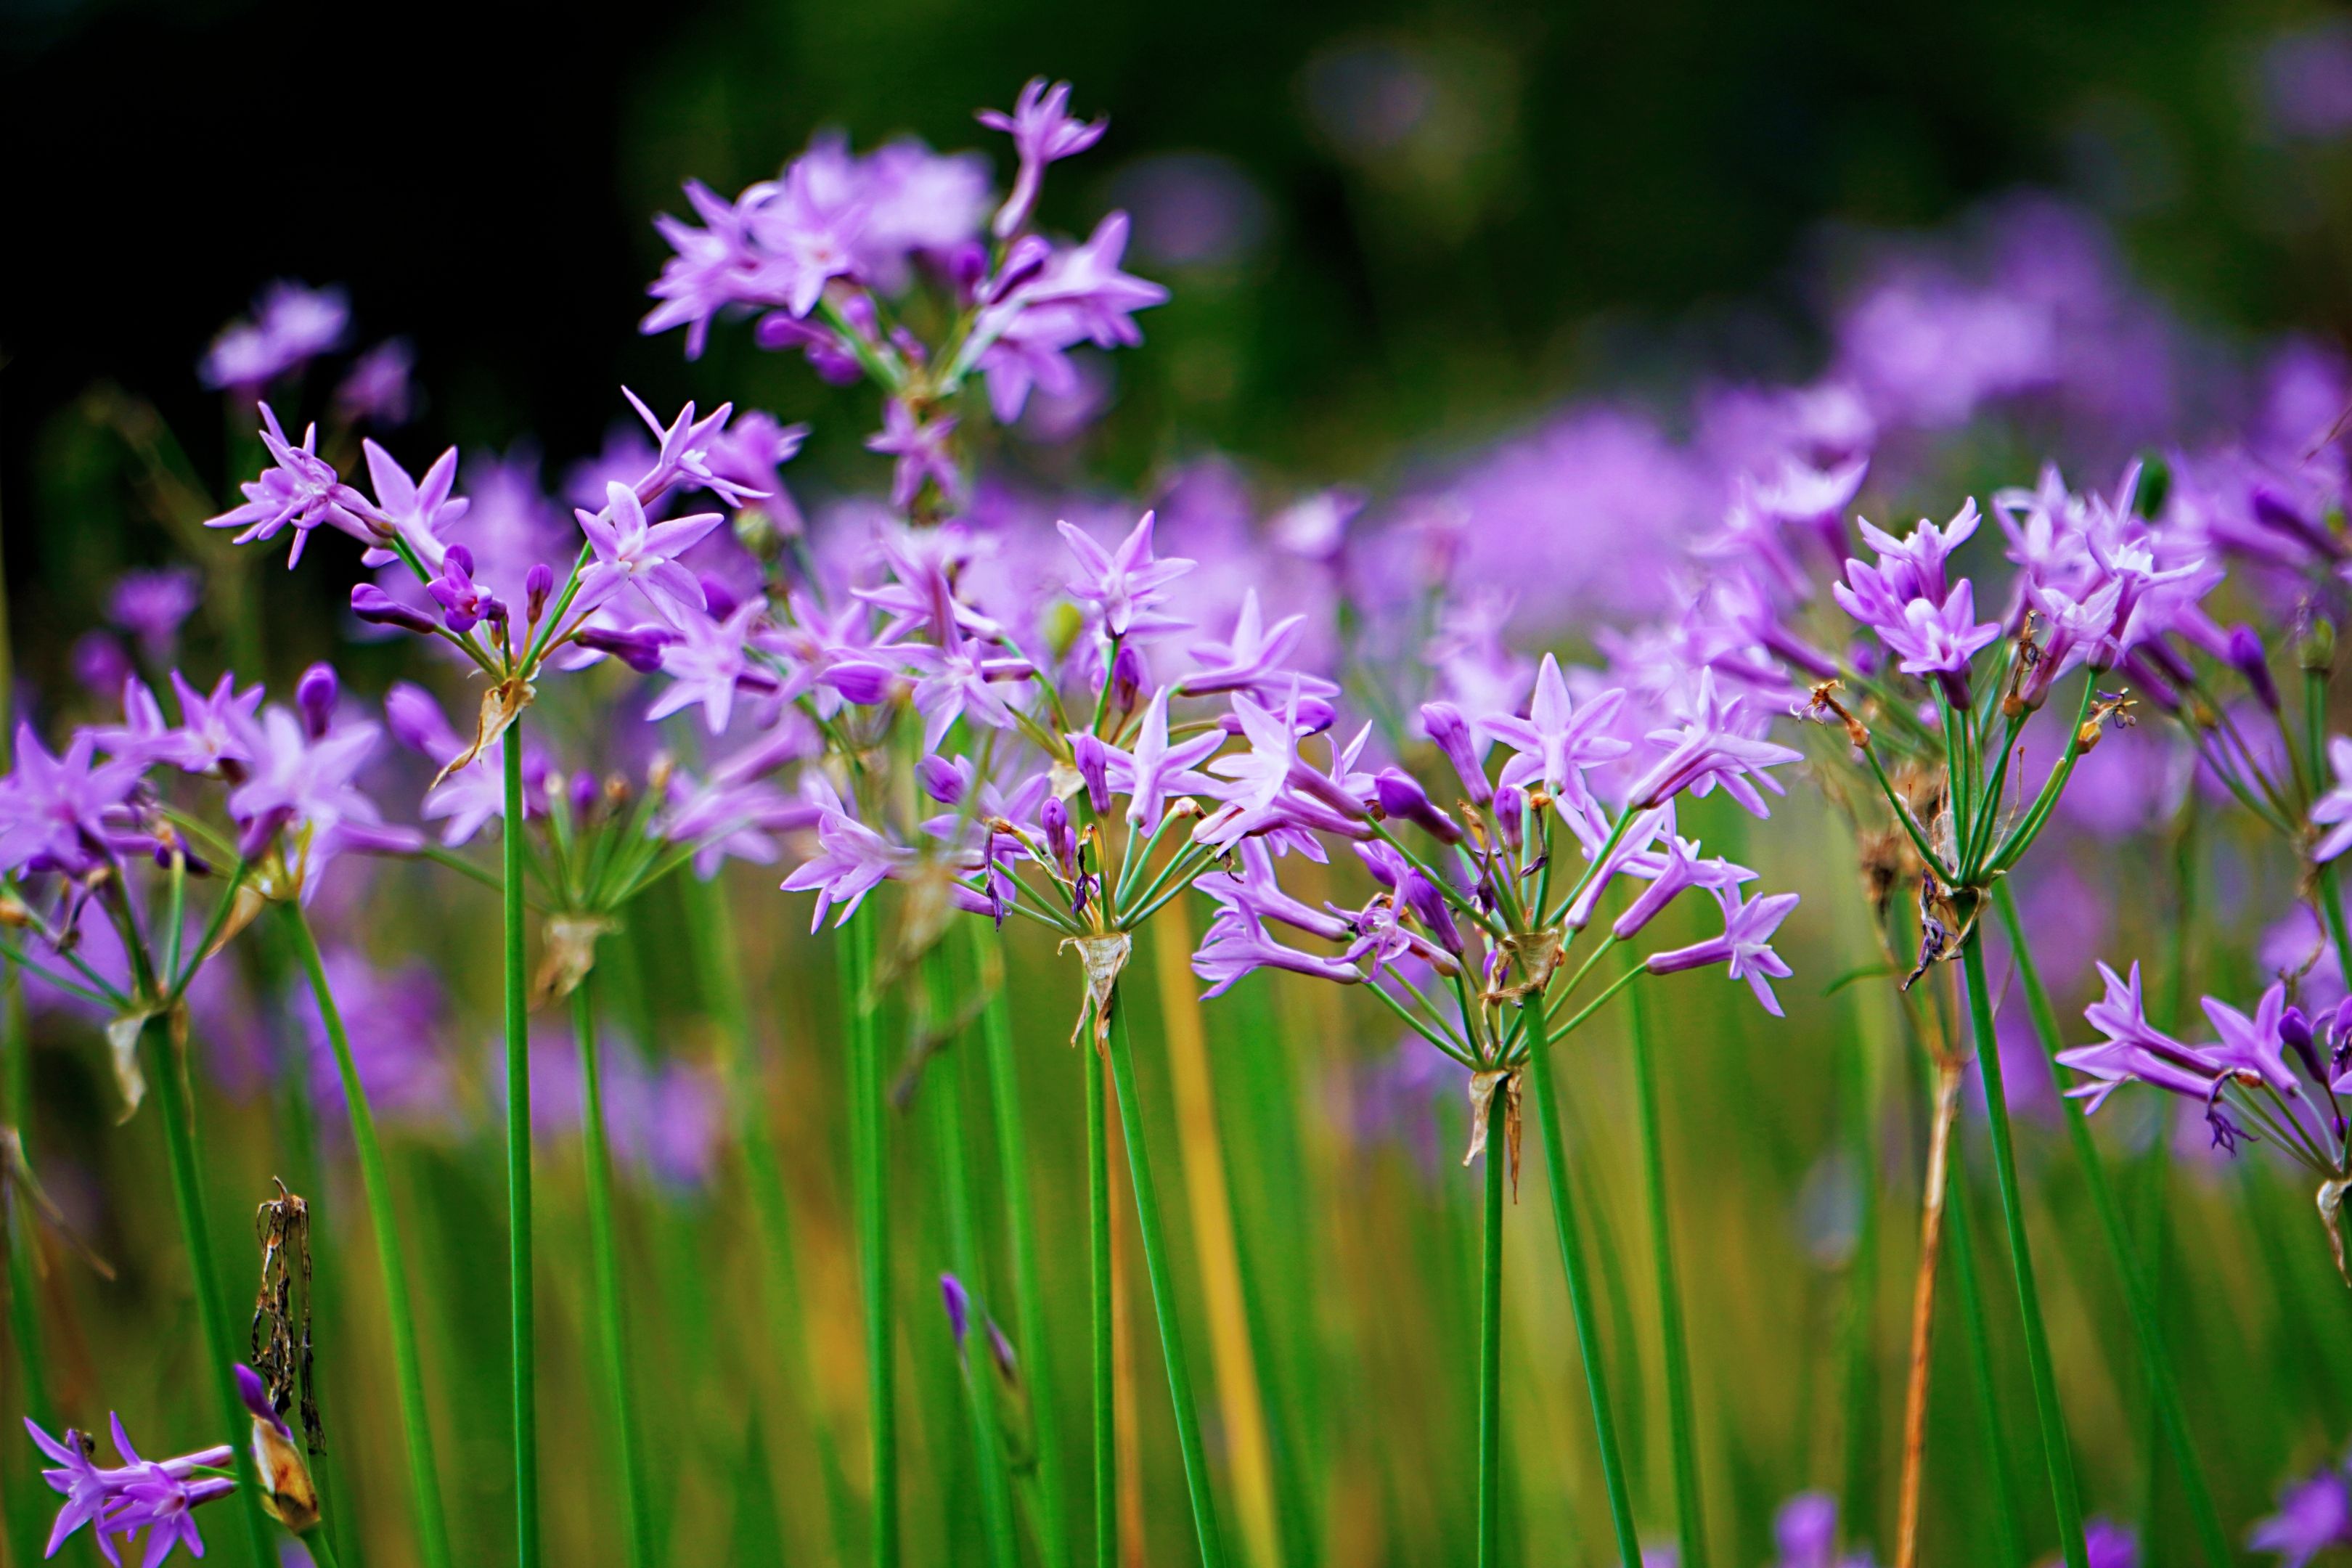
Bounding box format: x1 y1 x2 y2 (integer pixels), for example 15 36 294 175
1103 991 1228 1568
844 907 897 1568
1990 883 2231 1567
1956 921 2087 1568
1087 1029 1116 1568
281 908 453 1568
682 875 854 1561
571 975 655 1568
924 952 1021 1568
1629 984 1707 1568
1526 1016 1643 1568
502 729 540 1568
4 966 57 1568
139 1017 275 1567
976 925 1073 1568
1943 1163 2025 1567
1475 1108 1506 1567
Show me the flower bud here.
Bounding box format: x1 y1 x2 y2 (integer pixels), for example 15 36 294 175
1419 701 1493 806
1111 644 1145 721
351 583 439 634
1373 767 1463 844
2226 624 2280 712
1493 786 1526 853
575 624 677 674
525 562 555 622
1042 796 1077 876
2300 616 2337 674
1071 734 1114 814
916 754 967 806
295 663 338 740
819 660 899 706
701 574 740 622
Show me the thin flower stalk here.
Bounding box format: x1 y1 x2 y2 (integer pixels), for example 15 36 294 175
1086 1025 1116 1568
502 724 540 1568
1627 980 1707 1568
843 906 897 1568
1941 1159 2027 1568
1991 883 2231 1568
280 905 454 1568
570 974 655 1568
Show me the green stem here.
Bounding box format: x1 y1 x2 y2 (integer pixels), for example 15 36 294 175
1103 991 1228 1568
571 975 656 1568
976 925 1074 1568
4 967 57 1568
1957 922 2088 1568
924 953 1021 1568
1629 984 1707 1568
502 725 541 1568
303 1526 346 1568
1476 1106 1506 1568
1525 1016 1644 1568
844 907 897 1568
140 1018 276 1567
682 875 855 1563
1088 1026 1116 1568
1943 1143 2027 1568
280 907 454 1568
1990 884 2233 1568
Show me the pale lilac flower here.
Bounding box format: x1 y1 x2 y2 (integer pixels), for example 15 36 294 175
2249 1460 2352 1566
576 481 724 617
1193 905 1365 997
427 546 505 634
1058 511 1193 639
1609 813 1757 939
0 725 148 878
2312 736 2352 862
901 633 1032 751
199 280 348 391
866 399 961 512
1095 687 1225 833
1644 885 1801 1015
744 155 869 317
2057 962 2229 1114
358 440 469 571
647 597 775 734
24 1411 238 1566
228 693 425 891
1197 838 1354 942
1178 590 1337 701
107 568 203 661
778 781 912 930
976 212 1169 421
164 671 265 778
2202 981 2297 1095
1627 670 1803 814
979 77 1108 237
205 405 380 567
1874 580 2004 690
1483 654 1629 816
332 338 416 426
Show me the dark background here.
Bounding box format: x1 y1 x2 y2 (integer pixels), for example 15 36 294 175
6 0 2350 626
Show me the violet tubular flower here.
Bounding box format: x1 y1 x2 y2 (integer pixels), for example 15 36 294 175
24 1412 240 1567
1643 885 1802 1016
205 405 381 568
978 77 1108 238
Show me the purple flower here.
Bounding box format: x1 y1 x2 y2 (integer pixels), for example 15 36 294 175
1198 838 1353 942
107 568 203 660
1627 671 1802 815
2314 738 2352 862
978 77 1108 237
1058 511 1193 639
866 399 961 512
228 703 424 892
1644 885 1800 1016
199 280 348 391
24 1412 238 1566
745 156 867 318
1609 813 1757 939
1419 701 1493 806
2056 962 2229 1113
1483 654 1630 817
778 781 911 930
1372 767 1462 844
2078 1517 2139 1568
1095 687 1225 833
286 949 454 1127
576 481 724 618
0 724 148 878
1192 905 1365 998
427 545 507 634
205 405 380 567
1178 589 1338 702
901 633 1034 751
2250 1460 2352 1566
359 440 470 571
332 337 416 426
647 597 775 734
974 212 1169 422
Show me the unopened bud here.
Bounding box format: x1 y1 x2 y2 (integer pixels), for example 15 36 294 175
525 562 555 623
2300 617 2337 674
2227 624 2280 712
295 664 338 740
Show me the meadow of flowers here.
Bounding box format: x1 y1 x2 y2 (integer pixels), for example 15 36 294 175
9 68 2352 1568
